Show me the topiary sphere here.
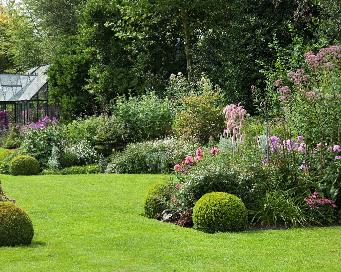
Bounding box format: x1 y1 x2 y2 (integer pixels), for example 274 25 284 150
193 192 247 233
9 155 40 176
144 182 174 219
0 202 34 246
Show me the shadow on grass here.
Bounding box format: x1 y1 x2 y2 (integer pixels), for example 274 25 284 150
28 241 47 248
0 241 46 249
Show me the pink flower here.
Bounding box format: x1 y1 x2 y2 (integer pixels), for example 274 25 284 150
335 156 341 160
304 91 317 100
184 156 194 165
274 79 282 87
196 147 203 158
288 69 309 85
175 183 183 190
283 139 296 152
174 164 183 172
278 86 291 95
297 143 306 153
332 145 341 153
210 147 220 156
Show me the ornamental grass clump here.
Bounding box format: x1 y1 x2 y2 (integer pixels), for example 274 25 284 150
192 192 247 233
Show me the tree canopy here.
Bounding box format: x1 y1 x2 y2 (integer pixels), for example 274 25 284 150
1 0 339 119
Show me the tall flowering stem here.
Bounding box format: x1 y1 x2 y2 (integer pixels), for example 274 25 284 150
222 104 247 150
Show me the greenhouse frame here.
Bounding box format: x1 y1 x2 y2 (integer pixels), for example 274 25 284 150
0 65 55 126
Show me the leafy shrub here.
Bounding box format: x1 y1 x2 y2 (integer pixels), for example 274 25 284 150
266 45 341 145
93 115 126 154
0 202 34 246
0 149 20 174
21 124 64 166
113 92 173 143
106 138 198 174
144 182 176 219
64 115 126 153
59 151 79 168
172 78 225 144
42 164 101 175
174 151 268 211
192 192 247 233
9 155 40 176
2 126 22 149
61 164 101 175
252 190 308 228
64 116 103 146
305 191 336 225
63 140 98 166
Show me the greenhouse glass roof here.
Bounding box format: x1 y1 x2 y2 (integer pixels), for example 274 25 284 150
0 65 49 102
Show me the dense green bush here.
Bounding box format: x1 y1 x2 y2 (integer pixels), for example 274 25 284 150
192 192 247 233
113 93 174 143
64 115 126 153
106 138 198 174
144 182 176 219
9 155 40 176
64 116 103 146
172 78 225 144
0 202 34 246
93 115 126 154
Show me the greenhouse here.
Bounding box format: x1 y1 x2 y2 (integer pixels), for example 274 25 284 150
0 65 53 126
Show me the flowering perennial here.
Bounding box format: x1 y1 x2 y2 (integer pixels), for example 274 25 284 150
305 191 337 209
28 116 58 130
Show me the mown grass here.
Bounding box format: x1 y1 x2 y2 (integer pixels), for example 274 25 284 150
0 174 340 272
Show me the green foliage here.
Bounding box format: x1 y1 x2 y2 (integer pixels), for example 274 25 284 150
59 151 79 168
21 125 64 166
175 151 268 211
93 115 127 154
192 192 247 233
64 116 103 146
0 202 34 246
287 52 340 145
0 149 20 174
144 181 175 219
9 155 40 176
64 115 126 154
253 190 308 228
106 138 197 174
2 126 22 149
173 78 225 144
63 140 98 166
43 164 101 175
308 204 336 226
113 93 174 143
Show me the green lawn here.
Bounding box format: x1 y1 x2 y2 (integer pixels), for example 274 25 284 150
0 174 340 272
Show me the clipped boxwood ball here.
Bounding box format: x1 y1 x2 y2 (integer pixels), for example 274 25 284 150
0 202 34 246
193 192 247 233
144 182 174 219
10 155 40 176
